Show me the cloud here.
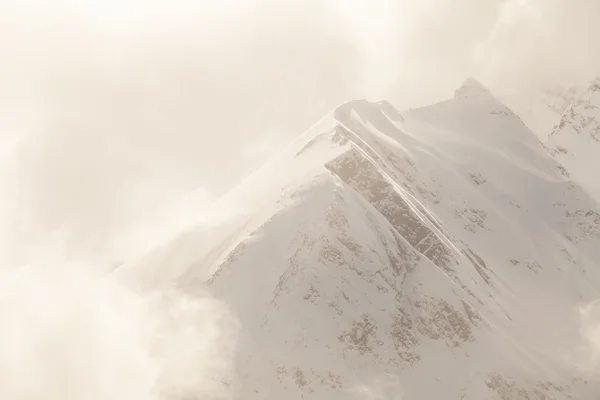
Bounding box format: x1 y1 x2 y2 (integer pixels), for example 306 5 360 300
0 262 239 400
0 0 361 264
475 0 600 90
0 0 598 266
350 373 404 400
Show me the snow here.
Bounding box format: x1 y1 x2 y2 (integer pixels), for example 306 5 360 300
499 84 582 142
547 77 600 201
120 78 600 399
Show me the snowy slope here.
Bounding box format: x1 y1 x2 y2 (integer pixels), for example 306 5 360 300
546 77 600 201
120 78 600 399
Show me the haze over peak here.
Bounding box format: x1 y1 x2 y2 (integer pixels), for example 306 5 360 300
453 77 492 99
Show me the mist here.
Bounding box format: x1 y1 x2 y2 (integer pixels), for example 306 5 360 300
1 0 599 264
0 263 239 400
1 0 600 399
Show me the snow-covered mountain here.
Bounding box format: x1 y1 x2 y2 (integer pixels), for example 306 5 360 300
120 78 600 399
546 77 600 201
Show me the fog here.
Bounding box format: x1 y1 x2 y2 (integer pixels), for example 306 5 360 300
0 263 239 400
0 0 599 399
1 0 599 263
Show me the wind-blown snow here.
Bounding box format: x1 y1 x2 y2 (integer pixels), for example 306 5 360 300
121 78 600 399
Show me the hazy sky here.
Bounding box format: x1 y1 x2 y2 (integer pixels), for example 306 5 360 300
0 0 598 264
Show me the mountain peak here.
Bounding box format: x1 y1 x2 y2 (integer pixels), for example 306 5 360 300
453 77 492 99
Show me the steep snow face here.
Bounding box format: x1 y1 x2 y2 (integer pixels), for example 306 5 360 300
546 77 600 201
123 79 600 399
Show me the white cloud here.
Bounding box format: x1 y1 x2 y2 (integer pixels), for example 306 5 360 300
0 263 238 400
0 0 598 266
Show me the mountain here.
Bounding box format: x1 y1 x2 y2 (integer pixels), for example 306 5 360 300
546 77 600 201
120 78 600 399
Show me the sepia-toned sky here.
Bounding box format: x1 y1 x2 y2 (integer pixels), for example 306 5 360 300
0 0 598 264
